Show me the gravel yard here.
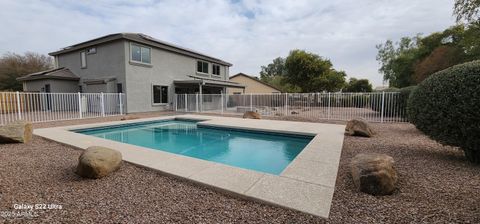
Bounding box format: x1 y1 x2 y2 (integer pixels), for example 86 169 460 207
0 112 479 223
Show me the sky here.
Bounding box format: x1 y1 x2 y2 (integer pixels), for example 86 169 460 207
0 0 456 86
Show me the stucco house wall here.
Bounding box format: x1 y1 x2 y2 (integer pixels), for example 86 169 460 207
56 40 126 93
123 40 229 113
23 79 79 93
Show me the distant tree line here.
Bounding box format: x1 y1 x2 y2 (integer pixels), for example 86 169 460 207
0 52 53 91
259 50 372 93
377 0 480 88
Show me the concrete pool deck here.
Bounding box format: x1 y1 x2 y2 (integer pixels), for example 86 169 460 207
33 115 345 218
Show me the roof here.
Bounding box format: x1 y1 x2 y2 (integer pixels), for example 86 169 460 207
16 67 80 82
229 73 282 92
49 33 232 66
174 75 245 88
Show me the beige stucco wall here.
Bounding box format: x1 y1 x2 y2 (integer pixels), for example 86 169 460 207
228 75 280 94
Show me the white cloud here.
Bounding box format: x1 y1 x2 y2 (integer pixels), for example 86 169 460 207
0 0 455 86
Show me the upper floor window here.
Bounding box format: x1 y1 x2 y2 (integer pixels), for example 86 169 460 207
197 61 209 73
212 64 220 76
131 44 151 64
80 51 87 68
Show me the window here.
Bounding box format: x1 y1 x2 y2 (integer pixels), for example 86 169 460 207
153 85 168 104
197 61 209 73
86 47 96 54
80 51 87 68
212 64 220 76
131 44 151 64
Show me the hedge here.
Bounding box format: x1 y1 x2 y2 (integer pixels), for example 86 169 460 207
407 60 480 163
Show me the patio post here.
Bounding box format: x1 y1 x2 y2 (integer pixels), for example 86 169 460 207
195 94 198 112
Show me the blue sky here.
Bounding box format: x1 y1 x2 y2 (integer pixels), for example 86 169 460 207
0 0 455 86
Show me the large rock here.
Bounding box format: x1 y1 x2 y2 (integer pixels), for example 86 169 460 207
76 146 122 179
243 111 261 119
345 118 375 137
0 120 33 143
350 153 397 195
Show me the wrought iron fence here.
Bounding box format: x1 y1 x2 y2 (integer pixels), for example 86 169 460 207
175 92 408 123
0 92 125 125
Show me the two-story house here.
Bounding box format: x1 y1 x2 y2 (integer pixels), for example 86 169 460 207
17 33 245 113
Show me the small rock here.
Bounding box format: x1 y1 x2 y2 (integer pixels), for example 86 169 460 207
243 111 261 119
345 118 375 137
76 146 122 179
350 153 397 195
0 120 33 143
291 111 299 115
121 115 139 121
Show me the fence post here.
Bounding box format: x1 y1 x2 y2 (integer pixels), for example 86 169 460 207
174 94 178 112
119 93 123 115
285 93 288 115
100 92 105 117
381 91 385 123
15 91 22 120
250 93 253 111
328 92 331 120
184 94 188 112
78 92 83 119
221 93 224 114
195 94 198 112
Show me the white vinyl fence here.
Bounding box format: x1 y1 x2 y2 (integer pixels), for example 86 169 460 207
175 92 408 123
0 92 125 125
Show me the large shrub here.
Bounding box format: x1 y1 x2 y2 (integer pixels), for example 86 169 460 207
408 60 480 163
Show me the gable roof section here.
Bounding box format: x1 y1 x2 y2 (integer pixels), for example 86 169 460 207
49 33 232 66
229 73 282 92
16 67 80 81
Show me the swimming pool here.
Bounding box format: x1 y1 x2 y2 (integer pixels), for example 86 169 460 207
75 119 313 175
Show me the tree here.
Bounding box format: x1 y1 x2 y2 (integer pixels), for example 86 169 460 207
0 52 53 91
284 50 346 92
454 0 480 23
344 78 373 92
376 24 480 88
259 57 286 82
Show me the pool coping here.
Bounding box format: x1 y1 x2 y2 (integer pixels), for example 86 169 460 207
33 115 345 218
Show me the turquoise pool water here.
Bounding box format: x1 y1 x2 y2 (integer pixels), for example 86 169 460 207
75 120 313 175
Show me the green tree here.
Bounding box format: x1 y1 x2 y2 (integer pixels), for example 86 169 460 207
284 50 346 92
0 52 52 91
344 78 373 92
376 24 480 88
259 57 286 82
454 0 480 23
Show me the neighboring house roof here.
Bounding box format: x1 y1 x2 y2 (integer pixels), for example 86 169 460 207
229 73 282 92
16 67 80 81
49 33 232 66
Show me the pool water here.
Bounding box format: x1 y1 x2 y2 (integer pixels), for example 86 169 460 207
75 120 313 175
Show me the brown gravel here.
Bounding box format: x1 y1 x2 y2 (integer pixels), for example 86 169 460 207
0 112 479 223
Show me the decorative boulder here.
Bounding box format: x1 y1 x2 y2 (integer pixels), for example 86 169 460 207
345 119 375 137
76 146 122 179
350 153 397 195
243 111 261 119
0 120 33 143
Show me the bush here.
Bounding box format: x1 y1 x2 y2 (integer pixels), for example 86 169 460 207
407 60 480 163
370 86 416 119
